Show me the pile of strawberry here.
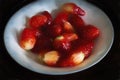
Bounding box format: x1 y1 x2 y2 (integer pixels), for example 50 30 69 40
19 3 100 67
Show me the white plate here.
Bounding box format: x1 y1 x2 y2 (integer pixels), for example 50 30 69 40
4 0 114 75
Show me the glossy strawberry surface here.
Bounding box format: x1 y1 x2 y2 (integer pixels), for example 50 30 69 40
29 14 47 28
20 28 37 50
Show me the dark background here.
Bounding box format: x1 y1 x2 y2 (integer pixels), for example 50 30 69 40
0 0 120 80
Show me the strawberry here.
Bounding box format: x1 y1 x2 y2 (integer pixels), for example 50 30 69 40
43 51 60 66
53 36 71 52
73 40 94 58
61 3 85 16
63 21 74 33
53 11 70 24
31 36 52 53
58 40 94 67
69 14 85 30
20 28 37 50
41 11 52 25
78 25 100 40
58 52 85 67
29 14 47 28
46 24 63 38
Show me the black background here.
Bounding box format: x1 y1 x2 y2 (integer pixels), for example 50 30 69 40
0 0 120 80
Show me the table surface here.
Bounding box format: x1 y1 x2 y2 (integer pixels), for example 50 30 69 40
0 0 120 80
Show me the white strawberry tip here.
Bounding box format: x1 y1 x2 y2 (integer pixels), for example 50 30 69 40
55 36 64 40
63 21 74 32
20 38 36 50
71 52 85 65
43 51 60 66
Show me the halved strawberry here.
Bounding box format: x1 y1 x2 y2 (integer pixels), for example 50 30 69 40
41 11 52 25
43 51 60 66
29 14 47 28
19 28 37 50
69 14 85 30
53 11 70 24
78 25 100 40
61 3 85 16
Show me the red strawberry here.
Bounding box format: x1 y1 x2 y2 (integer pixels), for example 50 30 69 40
29 14 47 28
53 11 70 24
78 25 100 40
20 28 37 50
69 14 85 30
58 52 85 67
31 36 52 53
53 36 71 52
58 40 94 67
41 11 52 25
73 40 94 58
46 24 63 38
61 3 85 16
